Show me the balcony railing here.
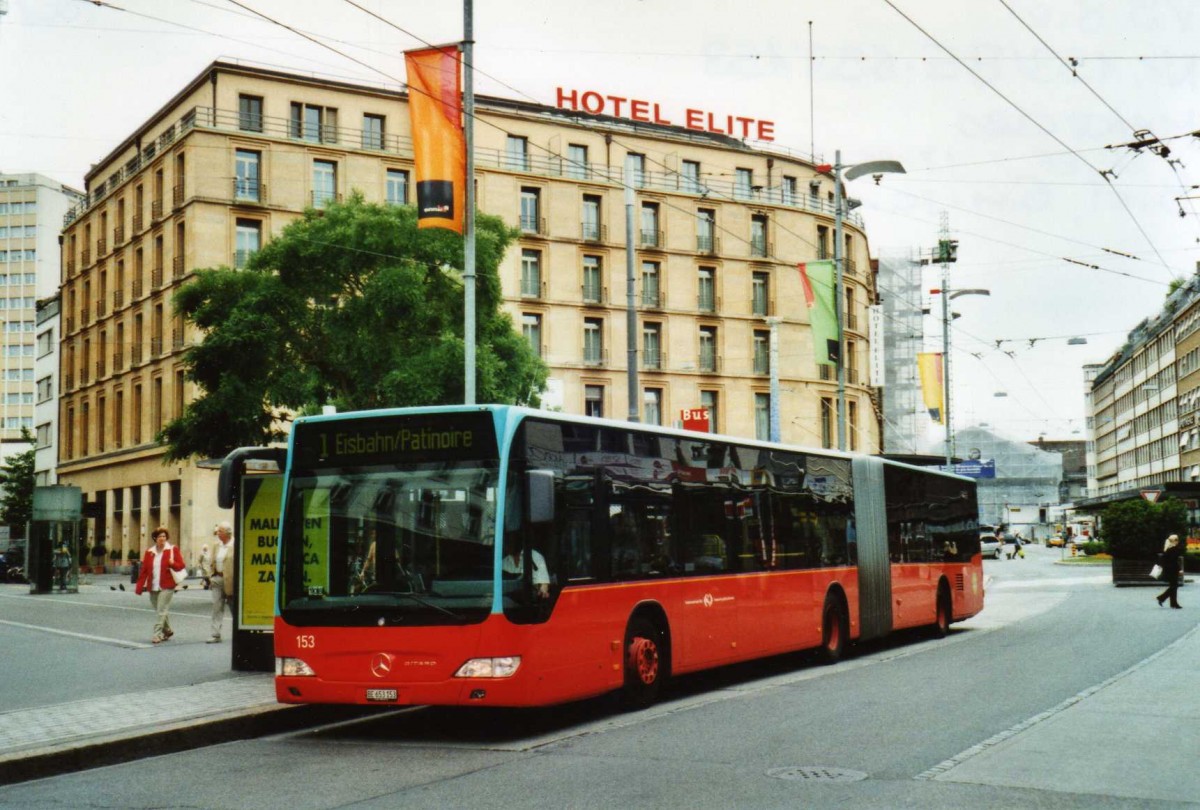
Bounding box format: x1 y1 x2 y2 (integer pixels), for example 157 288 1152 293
81 248 91 267
581 284 606 305
519 279 545 299
113 289 124 309
66 259 76 276
642 349 664 371
173 184 184 209
750 237 772 258
152 267 164 289
132 213 144 233
846 367 859 385
81 305 90 324
172 328 184 350
639 229 663 249
845 313 859 331
698 353 722 374
112 351 124 371
844 258 858 277
61 103 870 228
233 178 267 204
151 337 164 357
132 279 144 298
754 354 770 375
151 200 163 222
95 298 106 318
64 373 73 390
819 365 834 381
114 225 125 245
234 250 256 269
131 346 143 366
697 294 720 313
172 255 184 280
582 348 608 367
581 222 606 242
752 298 774 318
97 237 107 256
641 289 665 309
66 316 75 333
96 360 106 379
520 215 546 236
311 191 341 209
696 235 720 254
81 368 90 386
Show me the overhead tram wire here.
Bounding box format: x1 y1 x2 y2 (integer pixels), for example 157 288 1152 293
880 0 1177 279
998 0 1200 229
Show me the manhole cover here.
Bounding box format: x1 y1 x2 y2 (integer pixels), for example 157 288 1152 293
766 766 868 783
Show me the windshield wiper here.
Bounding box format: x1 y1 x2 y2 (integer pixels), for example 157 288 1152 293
391 592 464 620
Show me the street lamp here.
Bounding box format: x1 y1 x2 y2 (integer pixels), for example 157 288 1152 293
824 152 905 451
930 286 990 466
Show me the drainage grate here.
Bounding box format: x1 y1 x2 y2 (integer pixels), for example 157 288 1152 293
766 766 868 783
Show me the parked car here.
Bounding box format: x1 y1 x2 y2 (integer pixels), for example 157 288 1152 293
0 544 26 583
1047 535 1066 547
980 533 1003 559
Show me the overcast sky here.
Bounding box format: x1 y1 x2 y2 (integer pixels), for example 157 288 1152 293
4 0 1198 448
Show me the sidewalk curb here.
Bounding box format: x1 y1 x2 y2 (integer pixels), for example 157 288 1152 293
0 703 350 786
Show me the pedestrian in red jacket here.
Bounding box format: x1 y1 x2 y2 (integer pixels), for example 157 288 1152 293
135 527 187 643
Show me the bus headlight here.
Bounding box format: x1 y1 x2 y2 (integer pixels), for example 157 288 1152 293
453 656 521 678
276 657 317 677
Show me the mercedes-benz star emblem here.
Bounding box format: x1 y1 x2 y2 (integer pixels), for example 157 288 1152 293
370 652 395 679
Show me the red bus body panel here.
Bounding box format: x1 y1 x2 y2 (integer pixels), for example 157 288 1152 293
277 568 863 707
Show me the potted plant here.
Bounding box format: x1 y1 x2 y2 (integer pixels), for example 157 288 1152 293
1103 497 1187 585
90 543 107 574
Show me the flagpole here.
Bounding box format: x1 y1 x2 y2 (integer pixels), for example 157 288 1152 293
463 0 476 404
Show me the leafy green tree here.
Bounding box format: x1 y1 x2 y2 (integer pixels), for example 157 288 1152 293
159 195 547 461
0 429 36 540
1100 497 1187 560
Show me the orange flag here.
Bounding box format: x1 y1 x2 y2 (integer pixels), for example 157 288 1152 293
405 45 465 233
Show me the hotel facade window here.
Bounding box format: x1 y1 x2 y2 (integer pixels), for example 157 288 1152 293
699 325 718 372
362 113 385 150
735 167 753 199
681 160 701 193
643 322 662 370
640 203 660 247
782 175 797 205
697 208 715 252
312 160 337 208
506 135 529 171
626 152 645 187
521 313 542 357
520 249 542 297
584 384 604 418
582 255 603 303
238 94 263 132
750 214 768 257
583 318 603 365
386 169 409 206
698 267 716 312
752 271 770 316
581 194 601 240
643 388 663 425
567 144 589 179
753 330 769 374
755 392 770 440
235 219 261 269
641 260 660 307
292 102 337 143
700 390 719 433
520 187 541 233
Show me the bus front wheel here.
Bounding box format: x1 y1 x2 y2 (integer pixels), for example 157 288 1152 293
931 585 952 639
622 617 666 709
820 596 848 664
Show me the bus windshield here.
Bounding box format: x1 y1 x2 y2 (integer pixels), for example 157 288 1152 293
278 412 500 627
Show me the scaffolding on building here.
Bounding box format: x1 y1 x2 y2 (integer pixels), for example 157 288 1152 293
955 426 1063 530
879 250 925 454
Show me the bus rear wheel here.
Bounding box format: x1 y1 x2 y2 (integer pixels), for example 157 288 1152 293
931 586 952 638
622 617 665 709
820 596 847 664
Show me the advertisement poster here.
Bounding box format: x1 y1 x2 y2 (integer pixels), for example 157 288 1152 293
239 475 283 630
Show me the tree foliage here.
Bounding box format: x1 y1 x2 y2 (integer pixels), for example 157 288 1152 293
1100 497 1187 559
159 195 547 460
0 429 36 539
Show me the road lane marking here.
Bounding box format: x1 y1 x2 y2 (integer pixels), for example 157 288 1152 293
0 619 152 649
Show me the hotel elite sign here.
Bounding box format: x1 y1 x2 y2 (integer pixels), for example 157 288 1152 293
555 87 776 142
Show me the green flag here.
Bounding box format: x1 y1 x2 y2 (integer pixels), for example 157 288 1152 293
798 261 839 366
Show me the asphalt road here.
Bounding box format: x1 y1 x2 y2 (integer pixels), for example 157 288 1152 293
1 545 1194 809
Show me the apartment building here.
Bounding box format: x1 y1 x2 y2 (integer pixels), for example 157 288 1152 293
0 173 81 482
57 61 881 562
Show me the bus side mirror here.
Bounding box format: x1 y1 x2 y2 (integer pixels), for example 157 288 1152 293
526 470 556 524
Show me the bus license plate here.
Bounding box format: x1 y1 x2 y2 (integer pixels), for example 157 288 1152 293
365 689 398 702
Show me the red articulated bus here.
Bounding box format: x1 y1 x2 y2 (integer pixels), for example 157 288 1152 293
273 406 984 709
